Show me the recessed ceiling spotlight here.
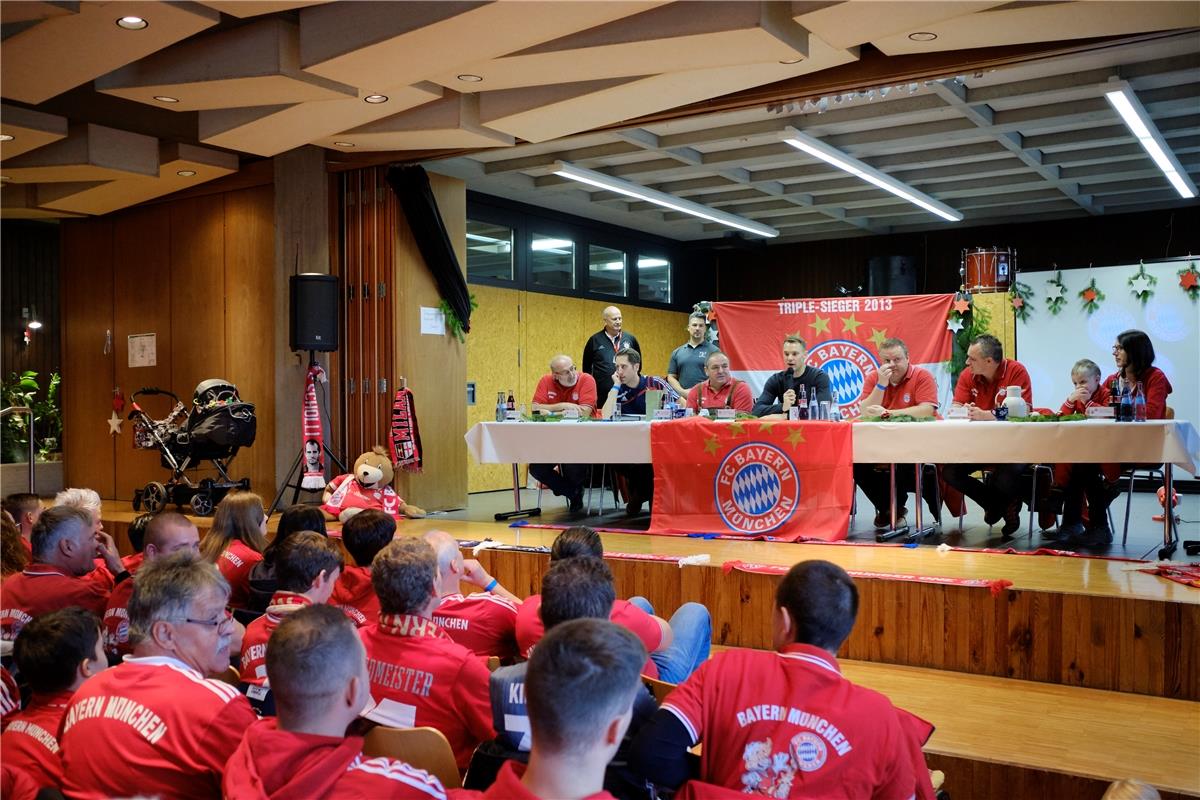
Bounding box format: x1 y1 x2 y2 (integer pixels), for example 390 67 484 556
176 170 196 177
908 31 937 41
116 16 148 30
778 57 803 65
0 134 13 142
153 95 179 103
363 94 388 104
456 74 483 83
333 141 355 148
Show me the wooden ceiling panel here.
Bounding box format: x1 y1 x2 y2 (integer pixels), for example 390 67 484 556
431 2 810 92
1 1 219 104
479 39 859 143
0 105 69 160
199 83 443 156
314 93 513 151
199 1 327 18
96 18 356 111
1 2 78 25
794 1 1008 50
1 184 86 219
36 142 238 215
873 2 1200 56
298 1 666 89
1 123 158 183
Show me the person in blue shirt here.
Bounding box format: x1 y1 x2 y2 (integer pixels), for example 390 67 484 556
601 349 654 515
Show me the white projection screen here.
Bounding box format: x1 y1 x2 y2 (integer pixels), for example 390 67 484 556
1016 260 1199 429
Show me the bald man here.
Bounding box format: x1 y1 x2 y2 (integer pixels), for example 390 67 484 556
583 305 641 401
425 530 521 661
530 354 597 510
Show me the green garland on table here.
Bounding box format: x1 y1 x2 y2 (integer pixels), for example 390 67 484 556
1007 413 1086 423
857 414 936 423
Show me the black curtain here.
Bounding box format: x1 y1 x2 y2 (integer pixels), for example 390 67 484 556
385 165 472 333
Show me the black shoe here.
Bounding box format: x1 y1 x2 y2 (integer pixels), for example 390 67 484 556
1046 521 1084 542
1070 524 1113 548
873 508 906 530
1000 505 1022 540
568 489 584 514
625 501 643 516
984 506 1004 527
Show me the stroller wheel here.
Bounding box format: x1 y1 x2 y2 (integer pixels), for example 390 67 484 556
143 482 168 514
189 492 214 517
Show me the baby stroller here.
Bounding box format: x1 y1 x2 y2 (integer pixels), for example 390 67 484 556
129 379 257 516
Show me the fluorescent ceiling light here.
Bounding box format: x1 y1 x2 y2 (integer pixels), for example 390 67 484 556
531 238 572 251
1105 84 1196 199
639 258 669 268
552 161 778 238
782 127 963 222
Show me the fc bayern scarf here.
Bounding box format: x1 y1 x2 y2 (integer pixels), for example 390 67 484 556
301 364 327 490
390 387 422 473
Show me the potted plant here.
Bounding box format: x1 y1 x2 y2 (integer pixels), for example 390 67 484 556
1 371 62 463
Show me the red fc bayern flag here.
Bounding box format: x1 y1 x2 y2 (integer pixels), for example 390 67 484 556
650 417 853 541
713 294 955 418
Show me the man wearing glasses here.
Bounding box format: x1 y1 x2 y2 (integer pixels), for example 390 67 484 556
60 553 256 799
854 338 940 530
530 354 597 513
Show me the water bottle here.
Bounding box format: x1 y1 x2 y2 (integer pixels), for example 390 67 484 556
1119 382 1133 422
797 384 809 420
495 391 506 422
1133 382 1147 422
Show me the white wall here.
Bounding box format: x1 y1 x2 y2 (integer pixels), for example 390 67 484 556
1016 260 1199 425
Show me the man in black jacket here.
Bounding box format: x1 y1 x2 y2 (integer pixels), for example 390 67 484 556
752 335 832 418
583 305 641 400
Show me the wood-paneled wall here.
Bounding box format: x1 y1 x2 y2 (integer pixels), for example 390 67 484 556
464 285 689 492
60 185 275 501
1 221 61 388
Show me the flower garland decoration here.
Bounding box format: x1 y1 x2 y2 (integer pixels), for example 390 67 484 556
1127 261 1156 305
1009 279 1034 322
1178 262 1199 301
1044 270 1067 315
1078 277 1105 314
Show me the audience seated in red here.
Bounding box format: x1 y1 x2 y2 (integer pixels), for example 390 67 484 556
451 619 647 800
330 510 394 626
200 491 268 609
103 512 199 658
631 560 935 800
2 493 42 554
246 504 330 613
240 531 343 685
358 538 494 770
1 506 126 640
425 530 521 661
2 608 108 791
59 554 256 800
224 605 447 800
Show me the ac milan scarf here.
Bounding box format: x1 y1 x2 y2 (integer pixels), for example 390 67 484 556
301 364 327 489
390 387 422 473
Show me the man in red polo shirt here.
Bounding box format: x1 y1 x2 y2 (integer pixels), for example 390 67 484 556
1 506 126 640
530 354 599 512
425 530 521 661
102 512 200 658
631 560 934 800
2 608 108 791
240 531 343 684
225 605 448 800
358 538 494 770
331 509 394 627
944 334 1033 538
855 338 941 529
686 351 753 415
59 553 256 799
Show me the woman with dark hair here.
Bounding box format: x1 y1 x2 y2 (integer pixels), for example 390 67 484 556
1104 329 1173 420
1 516 29 577
245 504 328 612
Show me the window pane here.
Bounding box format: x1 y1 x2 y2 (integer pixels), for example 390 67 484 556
530 233 575 290
466 220 513 281
638 256 671 303
588 245 625 296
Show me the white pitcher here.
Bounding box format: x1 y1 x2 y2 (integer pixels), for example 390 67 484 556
996 385 1028 418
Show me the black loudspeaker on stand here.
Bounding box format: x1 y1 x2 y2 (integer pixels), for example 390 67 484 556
290 274 339 352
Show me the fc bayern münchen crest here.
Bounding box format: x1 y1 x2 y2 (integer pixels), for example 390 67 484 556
713 442 800 535
807 339 880 418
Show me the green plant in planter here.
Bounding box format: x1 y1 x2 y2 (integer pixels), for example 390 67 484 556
1 371 62 463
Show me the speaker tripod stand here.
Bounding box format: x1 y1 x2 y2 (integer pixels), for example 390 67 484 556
269 352 347 517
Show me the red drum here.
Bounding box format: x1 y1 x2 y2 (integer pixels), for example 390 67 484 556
962 247 1015 293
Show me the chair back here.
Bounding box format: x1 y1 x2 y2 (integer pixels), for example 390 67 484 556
1166 406 1175 419
362 725 462 789
486 656 501 672
643 674 677 704
213 665 241 686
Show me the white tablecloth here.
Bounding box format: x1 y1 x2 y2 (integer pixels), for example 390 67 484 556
465 419 1200 475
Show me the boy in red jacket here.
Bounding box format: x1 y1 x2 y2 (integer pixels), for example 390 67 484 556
224 604 446 799
330 510 394 627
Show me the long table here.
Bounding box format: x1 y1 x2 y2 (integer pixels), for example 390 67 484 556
465 419 1200 555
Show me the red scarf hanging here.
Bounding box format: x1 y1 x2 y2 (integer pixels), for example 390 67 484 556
390 387 422 473
301 365 327 489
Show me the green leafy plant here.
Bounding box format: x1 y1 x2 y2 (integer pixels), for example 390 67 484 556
948 301 991 386
2 371 62 463
438 294 479 343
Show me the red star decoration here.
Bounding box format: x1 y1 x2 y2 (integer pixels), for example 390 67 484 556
1082 288 1097 302
1181 270 1199 290
952 298 971 314
1011 296 1024 309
